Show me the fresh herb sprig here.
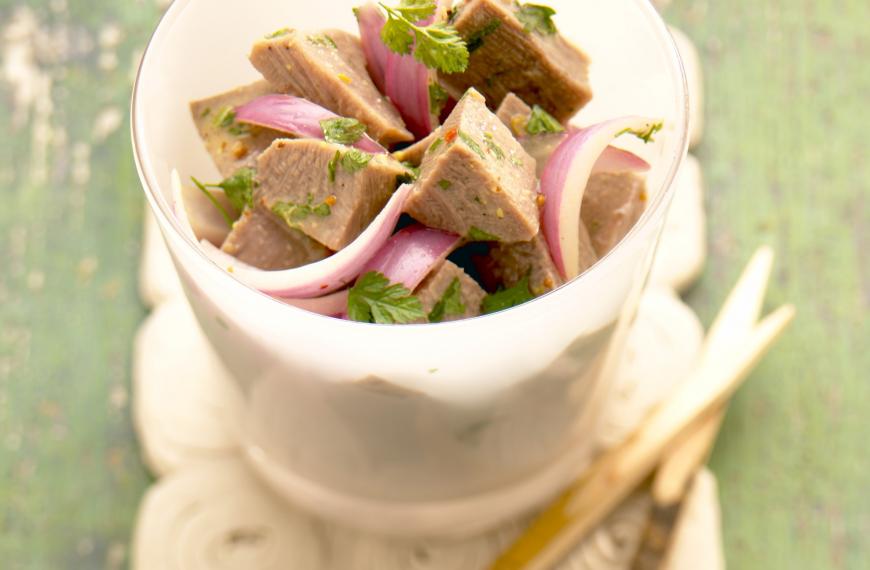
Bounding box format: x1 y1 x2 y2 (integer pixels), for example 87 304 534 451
482 274 535 314
320 117 368 145
428 277 465 322
328 148 373 182
191 167 256 227
379 1 469 74
618 121 664 143
348 271 426 324
526 105 565 135
271 194 332 228
516 3 558 36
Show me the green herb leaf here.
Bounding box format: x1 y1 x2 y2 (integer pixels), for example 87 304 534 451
467 226 501 242
458 131 486 159
190 177 235 228
618 121 664 143
348 271 426 324
271 194 331 228
429 82 450 117
340 148 373 173
307 33 338 49
482 274 535 314
379 3 470 74
428 277 466 322
265 27 291 39
320 117 368 145
438 179 452 189
399 162 421 183
213 106 236 129
191 167 255 214
526 105 565 135
516 3 558 36
328 150 341 183
466 19 501 53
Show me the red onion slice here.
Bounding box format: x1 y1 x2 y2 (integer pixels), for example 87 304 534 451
541 117 663 279
198 184 413 298
593 146 651 174
361 224 461 290
356 1 440 138
356 3 390 92
235 94 386 154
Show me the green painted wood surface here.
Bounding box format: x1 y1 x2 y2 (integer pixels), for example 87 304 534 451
0 0 866 568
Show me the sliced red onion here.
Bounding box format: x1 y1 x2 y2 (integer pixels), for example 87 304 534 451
198 184 413 298
235 94 386 154
279 289 349 317
361 224 461 290
357 1 441 138
593 146 651 174
541 117 663 279
356 3 390 92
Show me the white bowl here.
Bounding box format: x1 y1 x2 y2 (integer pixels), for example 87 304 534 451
133 0 688 538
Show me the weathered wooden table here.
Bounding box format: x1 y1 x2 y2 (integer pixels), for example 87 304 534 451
0 0 866 567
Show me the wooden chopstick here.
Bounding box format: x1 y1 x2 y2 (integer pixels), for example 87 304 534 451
488 248 794 570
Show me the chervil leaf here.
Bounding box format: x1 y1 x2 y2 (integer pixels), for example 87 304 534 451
516 3 558 36
320 117 368 145
340 148 373 173
271 194 331 229
482 274 535 314
348 271 426 324
618 121 664 143
526 105 565 135
467 226 501 242
190 177 234 228
379 3 469 74
396 0 437 21
217 167 256 211
428 277 466 322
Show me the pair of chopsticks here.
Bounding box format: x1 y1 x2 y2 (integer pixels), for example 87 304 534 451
489 247 795 570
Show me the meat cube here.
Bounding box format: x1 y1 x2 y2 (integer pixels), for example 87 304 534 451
442 0 592 122
189 81 283 178
405 89 539 243
495 92 565 176
250 29 413 145
221 207 330 270
255 139 408 251
582 172 647 257
495 92 532 137
392 128 442 166
414 261 486 323
487 227 597 295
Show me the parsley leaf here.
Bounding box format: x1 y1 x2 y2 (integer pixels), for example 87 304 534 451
399 162 421 183
429 82 450 117
380 2 470 74
271 194 332 228
340 148 373 173
428 277 466 322
348 271 426 324
427 137 444 154
516 3 558 36
307 33 337 48
328 150 340 183
467 226 501 242
483 132 505 160
466 19 501 53
212 105 249 136
190 177 234 228
618 121 664 143
526 105 565 135
320 117 367 145
191 167 255 215
265 27 291 39
482 274 535 314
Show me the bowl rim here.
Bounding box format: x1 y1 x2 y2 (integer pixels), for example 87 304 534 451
131 0 690 330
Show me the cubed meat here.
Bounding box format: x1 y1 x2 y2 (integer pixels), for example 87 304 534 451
189 81 283 178
405 89 539 243
221 207 330 270
442 0 592 122
250 29 413 145
392 128 442 166
582 172 648 257
255 138 408 251
495 92 532 137
414 261 486 323
486 227 597 295
496 91 566 176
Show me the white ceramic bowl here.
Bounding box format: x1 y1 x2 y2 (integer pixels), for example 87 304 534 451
133 0 688 538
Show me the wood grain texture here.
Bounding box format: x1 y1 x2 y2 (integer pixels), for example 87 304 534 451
0 0 866 568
